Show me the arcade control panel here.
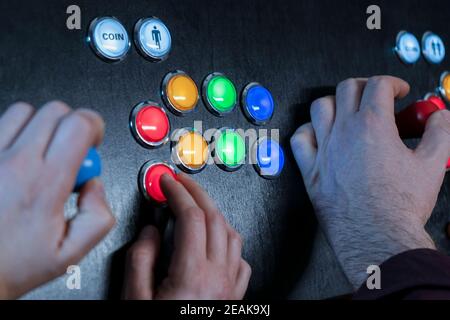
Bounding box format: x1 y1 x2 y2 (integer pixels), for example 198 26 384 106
0 0 449 299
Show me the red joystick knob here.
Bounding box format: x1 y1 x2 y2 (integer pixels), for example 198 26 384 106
395 100 441 139
395 100 449 170
427 95 447 111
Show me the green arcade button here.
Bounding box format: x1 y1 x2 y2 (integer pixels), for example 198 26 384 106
202 72 237 116
214 128 245 171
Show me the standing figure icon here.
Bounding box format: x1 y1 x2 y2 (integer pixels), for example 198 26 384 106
135 17 172 61
152 26 162 49
432 40 441 57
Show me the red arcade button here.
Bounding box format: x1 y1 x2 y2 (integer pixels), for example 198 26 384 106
139 161 177 203
130 101 170 148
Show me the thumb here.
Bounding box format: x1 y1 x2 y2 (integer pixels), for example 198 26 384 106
123 226 161 300
415 109 450 170
58 179 115 266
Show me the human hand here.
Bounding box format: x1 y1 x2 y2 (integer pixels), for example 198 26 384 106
0 101 115 298
290 76 450 288
122 173 251 300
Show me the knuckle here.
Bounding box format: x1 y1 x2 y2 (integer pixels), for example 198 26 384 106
100 210 116 230
77 108 105 127
230 231 243 246
127 243 152 267
291 123 312 146
210 210 225 225
337 78 358 93
43 100 71 114
310 98 327 114
367 76 388 90
241 260 252 276
68 112 92 132
9 101 34 115
310 97 334 121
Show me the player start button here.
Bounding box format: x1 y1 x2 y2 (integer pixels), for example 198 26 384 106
88 17 131 62
134 17 172 62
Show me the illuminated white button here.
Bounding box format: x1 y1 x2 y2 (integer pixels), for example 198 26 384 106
134 17 172 62
395 31 421 65
88 17 130 62
422 31 445 64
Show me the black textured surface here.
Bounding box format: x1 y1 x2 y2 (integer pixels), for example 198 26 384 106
0 0 448 299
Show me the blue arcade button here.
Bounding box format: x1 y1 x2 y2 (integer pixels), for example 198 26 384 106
241 83 275 125
252 137 284 179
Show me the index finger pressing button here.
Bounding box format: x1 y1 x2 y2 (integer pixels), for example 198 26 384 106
139 161 177 204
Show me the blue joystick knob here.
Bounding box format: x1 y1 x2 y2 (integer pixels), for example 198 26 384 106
74 147 102 190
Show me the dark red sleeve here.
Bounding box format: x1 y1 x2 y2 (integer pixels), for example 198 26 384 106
353 249 450 300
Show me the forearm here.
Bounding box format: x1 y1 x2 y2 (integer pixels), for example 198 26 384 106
322 207 436 289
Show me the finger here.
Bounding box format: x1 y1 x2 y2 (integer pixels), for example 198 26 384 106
44 109 105 197
227 228 243 281
58 179 115 267
160 174 207 267
415 109 450 170
12 101 71 157
359 76 410 118
290 123 317 180
335 78 367 123
176 173 228 262
310 96 336 146
123 226 160 300
233 260 252 299
0 102 35 151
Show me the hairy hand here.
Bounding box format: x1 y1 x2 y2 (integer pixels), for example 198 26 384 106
291 76 449 288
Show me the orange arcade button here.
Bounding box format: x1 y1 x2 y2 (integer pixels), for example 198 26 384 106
171 128 209 173
162 70 199 115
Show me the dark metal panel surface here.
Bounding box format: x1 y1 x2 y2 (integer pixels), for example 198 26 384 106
0 0 447 299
